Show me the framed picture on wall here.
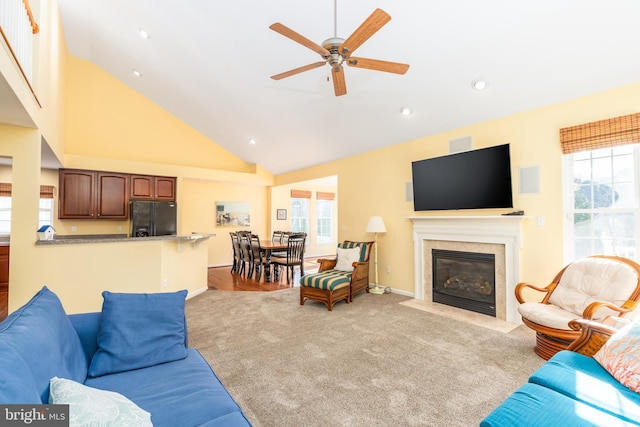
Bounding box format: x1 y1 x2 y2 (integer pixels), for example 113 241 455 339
216 201 250 227
277 209 287 220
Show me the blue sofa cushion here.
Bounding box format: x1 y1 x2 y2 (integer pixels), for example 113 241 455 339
0 345 40 403
530 350 640 424
0 286 87 403
85 349 251 427
481 382 640 427
88 290 188 377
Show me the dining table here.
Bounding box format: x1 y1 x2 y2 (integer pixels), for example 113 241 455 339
259 240 288 282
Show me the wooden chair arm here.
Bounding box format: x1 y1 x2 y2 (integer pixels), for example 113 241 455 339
582 300 636 319
351 261 369 282
317 258 337 272
514 282 554 304
567 318 620 357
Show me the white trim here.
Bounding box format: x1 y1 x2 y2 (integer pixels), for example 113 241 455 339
187 287 208 300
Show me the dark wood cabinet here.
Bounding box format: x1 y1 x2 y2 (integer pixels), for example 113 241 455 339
59 169 129 219
59 169 96 219
0 245 9 322
95 172 129 218
131 175 176 201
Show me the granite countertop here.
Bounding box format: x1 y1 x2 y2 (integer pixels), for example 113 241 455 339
36 233 214 245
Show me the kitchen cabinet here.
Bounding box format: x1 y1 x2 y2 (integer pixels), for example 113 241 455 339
59 169 129 219
130 175 176 201
0 245 8 322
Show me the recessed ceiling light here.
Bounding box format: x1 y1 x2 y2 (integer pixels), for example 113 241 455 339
132 69 142 77
400 107 412 116
249 138 256 145
138 28 150 39
471 79 488 91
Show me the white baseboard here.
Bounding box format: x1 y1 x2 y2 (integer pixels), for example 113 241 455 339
187 287 208 300
368 283 414 298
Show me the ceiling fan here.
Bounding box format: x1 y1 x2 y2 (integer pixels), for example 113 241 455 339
269 5 409 96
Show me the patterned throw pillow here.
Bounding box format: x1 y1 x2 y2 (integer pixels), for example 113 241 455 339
49 377 152 426
593 318 640 392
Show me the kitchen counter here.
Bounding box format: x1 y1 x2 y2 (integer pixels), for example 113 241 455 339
30 233 213 312
35 233 214 245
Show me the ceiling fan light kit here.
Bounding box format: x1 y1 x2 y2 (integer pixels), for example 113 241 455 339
269 7 409 96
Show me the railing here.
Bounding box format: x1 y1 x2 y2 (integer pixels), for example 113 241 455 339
0 0 39 83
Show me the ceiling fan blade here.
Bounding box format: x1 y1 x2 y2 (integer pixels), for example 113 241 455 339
346 57 409 75
332 67 347 96
269 23 330 57
339 8 391 57
271 62 326 80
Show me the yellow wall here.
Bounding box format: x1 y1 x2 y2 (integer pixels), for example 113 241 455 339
277 82 640 295
64 56 251 174
181 178 268 266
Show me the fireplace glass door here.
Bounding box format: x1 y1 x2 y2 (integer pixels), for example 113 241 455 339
432 249 496 317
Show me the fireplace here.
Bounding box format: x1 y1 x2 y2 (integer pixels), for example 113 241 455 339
432 249 496 317
409 215 525 323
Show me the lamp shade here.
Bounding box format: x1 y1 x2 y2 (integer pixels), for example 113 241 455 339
365 216 387 233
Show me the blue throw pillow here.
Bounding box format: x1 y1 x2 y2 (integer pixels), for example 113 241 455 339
0 286 88 403
88 290 188 377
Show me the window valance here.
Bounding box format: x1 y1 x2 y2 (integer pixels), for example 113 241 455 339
290 190 312 199
316 191 335 200
560 112 640 154
0 183 55 198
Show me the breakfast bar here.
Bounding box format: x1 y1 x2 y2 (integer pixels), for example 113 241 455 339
33 234 214 313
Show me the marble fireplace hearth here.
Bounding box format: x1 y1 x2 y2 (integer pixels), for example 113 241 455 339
408 216 526 324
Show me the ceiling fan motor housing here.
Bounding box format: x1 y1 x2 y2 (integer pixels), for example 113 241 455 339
322 37 345 68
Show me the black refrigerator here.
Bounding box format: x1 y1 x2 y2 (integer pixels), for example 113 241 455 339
130 201 177 237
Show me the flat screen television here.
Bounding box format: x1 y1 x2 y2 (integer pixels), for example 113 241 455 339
411 144 513 211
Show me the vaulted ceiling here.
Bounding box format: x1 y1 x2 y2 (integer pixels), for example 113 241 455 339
56 0 640 175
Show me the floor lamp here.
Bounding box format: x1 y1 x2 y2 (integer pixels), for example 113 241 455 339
366 216 386 295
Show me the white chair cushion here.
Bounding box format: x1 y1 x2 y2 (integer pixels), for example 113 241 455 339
518 302 579 330
548 257 638 318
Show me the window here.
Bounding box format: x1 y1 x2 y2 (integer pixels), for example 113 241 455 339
0 197 10 234
316 199 332 244
39 198 54 228
291 198 308 234
564 145 640 260
0 183 55 234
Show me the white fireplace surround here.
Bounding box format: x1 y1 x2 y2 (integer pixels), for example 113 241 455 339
409 216 526 323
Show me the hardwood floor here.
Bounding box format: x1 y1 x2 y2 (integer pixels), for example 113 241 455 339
207 259 320 291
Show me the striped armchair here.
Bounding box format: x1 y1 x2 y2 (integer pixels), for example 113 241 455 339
299 241 374 311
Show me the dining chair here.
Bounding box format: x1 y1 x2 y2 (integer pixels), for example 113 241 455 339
270 233 306 284
248 234 268 282
237 231 252 278
229 232 241 273
270 230 289 259
272 230 284 243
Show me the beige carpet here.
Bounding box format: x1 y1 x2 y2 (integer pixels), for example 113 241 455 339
186 288 545 427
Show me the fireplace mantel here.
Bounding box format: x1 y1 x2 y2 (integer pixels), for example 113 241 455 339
408 216 526 323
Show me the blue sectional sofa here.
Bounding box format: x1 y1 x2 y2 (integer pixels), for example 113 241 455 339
0 286 251 427
482 319 640 427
